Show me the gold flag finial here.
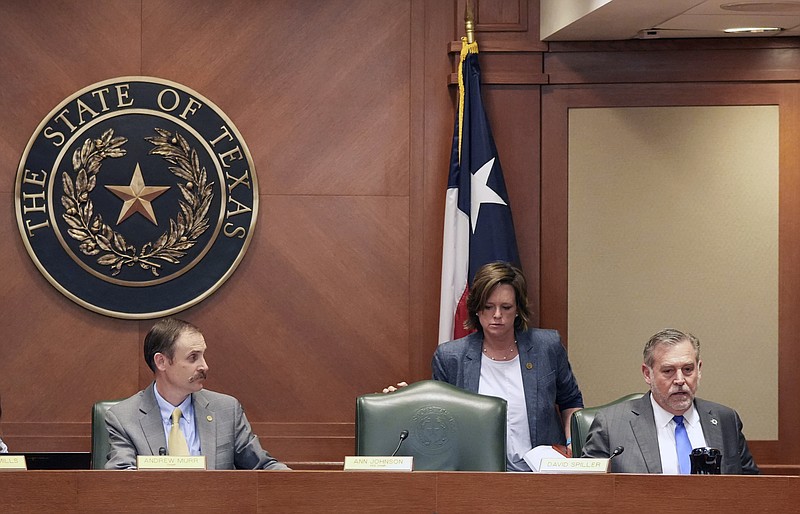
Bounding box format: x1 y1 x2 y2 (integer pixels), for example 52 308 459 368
465 0 475 44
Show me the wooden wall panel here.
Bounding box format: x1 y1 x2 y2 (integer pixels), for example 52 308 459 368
0 0 145 452
455 0 546 51
140 0 412 197
416 1 460 382
0 0 142 189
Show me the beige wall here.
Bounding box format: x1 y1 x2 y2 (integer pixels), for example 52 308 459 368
567 106 778 440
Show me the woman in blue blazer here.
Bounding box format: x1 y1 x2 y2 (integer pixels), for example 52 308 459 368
432 262 583 471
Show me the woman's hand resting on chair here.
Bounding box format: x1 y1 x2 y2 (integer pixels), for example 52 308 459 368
381 381 408 393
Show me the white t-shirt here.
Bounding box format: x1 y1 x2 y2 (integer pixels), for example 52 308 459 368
478 354 532 471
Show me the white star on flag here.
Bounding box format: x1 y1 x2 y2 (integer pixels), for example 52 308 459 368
470 157 507 233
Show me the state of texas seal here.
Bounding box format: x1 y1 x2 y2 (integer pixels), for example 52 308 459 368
15 77 257 319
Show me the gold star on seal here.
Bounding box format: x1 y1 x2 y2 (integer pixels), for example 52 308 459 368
105 163 170 225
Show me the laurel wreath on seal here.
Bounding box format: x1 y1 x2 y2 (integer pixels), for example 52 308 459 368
61 127 213 277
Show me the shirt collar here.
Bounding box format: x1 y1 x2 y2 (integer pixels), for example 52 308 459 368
153 383 195 426
649 393 699 428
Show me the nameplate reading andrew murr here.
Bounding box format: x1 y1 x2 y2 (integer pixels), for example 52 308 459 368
137 455 207 470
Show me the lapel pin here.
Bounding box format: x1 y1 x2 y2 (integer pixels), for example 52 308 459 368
710 418 718 425
207 415 213 422
526 362 533 370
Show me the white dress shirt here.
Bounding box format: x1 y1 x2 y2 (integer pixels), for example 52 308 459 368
651 395 706 474
153 384 201 456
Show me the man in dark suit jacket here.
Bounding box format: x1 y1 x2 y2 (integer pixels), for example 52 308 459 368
104 318 288 470
582 328 758 474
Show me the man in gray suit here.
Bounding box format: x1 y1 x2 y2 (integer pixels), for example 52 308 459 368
582 328 758 474
104 318 289 470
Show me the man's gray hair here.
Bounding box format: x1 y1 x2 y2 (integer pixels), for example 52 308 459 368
643 328 700 368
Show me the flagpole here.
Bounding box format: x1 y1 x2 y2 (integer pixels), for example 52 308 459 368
465 0 475 44
458 0 478 165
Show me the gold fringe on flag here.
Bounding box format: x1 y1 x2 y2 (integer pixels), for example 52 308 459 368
457 38 478 165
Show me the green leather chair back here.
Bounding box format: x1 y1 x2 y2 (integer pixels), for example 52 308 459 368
571 393 644 458
356 380 507 471
91 400 121 469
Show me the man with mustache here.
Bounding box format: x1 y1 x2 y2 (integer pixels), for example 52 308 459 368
581 328 758 474
103 318 289 470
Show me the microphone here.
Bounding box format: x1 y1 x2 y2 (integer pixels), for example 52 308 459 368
609 446 624 460
158 447 167 456
390 430 409 457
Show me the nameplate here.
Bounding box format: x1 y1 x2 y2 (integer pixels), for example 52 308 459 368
538 458 609 473
0 455 27 470
136 455 207 470
343 456 413 472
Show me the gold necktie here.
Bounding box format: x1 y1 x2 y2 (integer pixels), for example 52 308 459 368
168 407 190 456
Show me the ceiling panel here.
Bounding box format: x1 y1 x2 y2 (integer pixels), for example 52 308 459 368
541 0 800 41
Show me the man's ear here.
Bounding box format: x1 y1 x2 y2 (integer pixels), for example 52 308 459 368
642 363 652 385
153 352 169 371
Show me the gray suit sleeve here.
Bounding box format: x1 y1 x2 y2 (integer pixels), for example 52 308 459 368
104 408 138 470
232 401 290 470
431 346 449 383
581 410 612 459
732 410 759 475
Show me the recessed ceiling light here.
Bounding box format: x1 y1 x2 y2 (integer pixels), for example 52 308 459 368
723 26 784 33
721 2 800 13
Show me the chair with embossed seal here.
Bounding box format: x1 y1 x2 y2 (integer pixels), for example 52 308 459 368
355 380 507 471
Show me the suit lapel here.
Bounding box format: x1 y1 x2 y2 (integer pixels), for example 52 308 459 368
193 390 217 469
463 334 483 393
138 383 167 455
696 399 723 450
630 394 663 473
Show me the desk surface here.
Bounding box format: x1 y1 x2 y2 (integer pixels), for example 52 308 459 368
0 470 796 513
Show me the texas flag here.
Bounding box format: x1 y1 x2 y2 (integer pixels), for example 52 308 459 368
438 39 520 344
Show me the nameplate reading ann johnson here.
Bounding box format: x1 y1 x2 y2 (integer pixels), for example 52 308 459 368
344 456 414 472
538 458 609 474
136 455 207 470
0 455 27 470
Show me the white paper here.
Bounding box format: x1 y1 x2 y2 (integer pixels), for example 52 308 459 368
523 445 565 472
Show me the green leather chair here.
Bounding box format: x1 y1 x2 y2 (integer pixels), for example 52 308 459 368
356 380 507 471
91 400 121 469
570 393 644 458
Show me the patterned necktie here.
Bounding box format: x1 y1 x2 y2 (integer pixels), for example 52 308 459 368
673 415 692 474
169 407 190 456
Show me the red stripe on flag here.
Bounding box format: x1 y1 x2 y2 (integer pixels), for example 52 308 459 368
453 286 475 340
